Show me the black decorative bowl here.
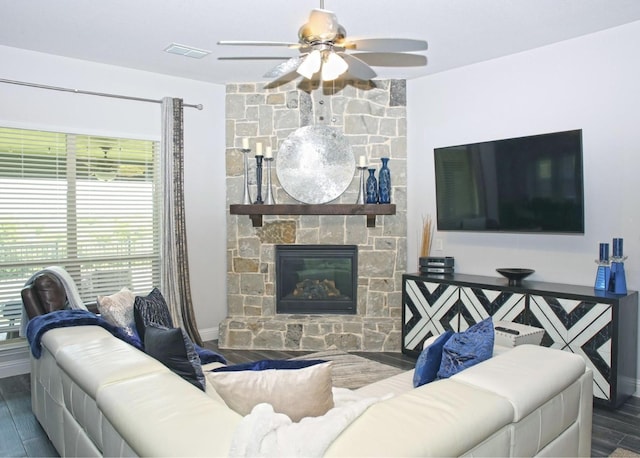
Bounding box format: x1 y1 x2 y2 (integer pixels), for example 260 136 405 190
496 268 535 286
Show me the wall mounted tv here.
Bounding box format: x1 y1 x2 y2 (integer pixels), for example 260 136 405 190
434 129 584 234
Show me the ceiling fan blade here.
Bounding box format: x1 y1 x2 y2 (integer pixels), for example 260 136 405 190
337 53 377 80
263 55 306 79
353 52 427 67
218 40 300 48
345 38 428 52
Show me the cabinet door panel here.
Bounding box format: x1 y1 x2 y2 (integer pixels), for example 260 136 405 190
529 295 612 400
459 287 526 329
403 280 458 352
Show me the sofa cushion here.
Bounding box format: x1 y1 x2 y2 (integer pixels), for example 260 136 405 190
144 326 205 391
133 288 173 342
47 326 167 399
207 361 334 422
450 344 587 421
97 371 242 458
437 317 494 379
413 330 454 387
97 288 137 340
325 378 514 457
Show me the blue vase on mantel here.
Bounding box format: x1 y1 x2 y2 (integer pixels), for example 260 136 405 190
378 157 391 204
366 168 378 203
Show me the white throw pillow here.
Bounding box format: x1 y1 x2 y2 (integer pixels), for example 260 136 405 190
96 287 136 337
206 361 334 422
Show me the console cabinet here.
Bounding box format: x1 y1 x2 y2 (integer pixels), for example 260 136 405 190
402 272 638 409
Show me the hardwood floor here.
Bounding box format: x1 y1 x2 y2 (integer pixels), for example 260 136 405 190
1 344 639 457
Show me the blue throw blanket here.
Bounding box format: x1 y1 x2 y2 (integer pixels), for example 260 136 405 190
25 309 227 365
26 309 143 358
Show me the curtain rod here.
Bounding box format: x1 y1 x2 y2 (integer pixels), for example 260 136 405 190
0 78 203 110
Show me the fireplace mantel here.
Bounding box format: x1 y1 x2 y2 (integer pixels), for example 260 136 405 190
230 204 396 228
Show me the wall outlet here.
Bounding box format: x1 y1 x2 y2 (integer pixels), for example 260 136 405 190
434 239 444 251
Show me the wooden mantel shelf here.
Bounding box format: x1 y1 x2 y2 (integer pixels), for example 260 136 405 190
230 204 396 228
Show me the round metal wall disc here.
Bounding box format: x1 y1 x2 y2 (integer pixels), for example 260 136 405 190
276 125 355 204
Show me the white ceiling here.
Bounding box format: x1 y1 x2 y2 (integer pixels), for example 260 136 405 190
2 0 640 84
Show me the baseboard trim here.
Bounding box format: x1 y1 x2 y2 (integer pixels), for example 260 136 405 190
0 343 31 378
199 326 219 343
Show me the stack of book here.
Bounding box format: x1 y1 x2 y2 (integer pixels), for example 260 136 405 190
419 256 454 275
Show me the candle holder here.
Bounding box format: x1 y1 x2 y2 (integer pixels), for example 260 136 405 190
594 242 610 291
241 148 252 205
254 155 264 204
264 157 275 205
608 238 628 295
355 165 367 204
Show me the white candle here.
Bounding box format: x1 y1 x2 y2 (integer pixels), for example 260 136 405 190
255 142 263 156
242 138 249 149
265 146 273 159
359 155 367 167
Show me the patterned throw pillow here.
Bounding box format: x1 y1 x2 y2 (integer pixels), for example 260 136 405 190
413 330 454 387
144 325 205 391
134 288 174 342
437 317 494 379
96 288 137 339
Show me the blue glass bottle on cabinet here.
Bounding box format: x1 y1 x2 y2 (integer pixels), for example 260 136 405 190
378 157 391 204
366 168 378 203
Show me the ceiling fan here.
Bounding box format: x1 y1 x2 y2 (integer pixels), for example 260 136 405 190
217 2 428 83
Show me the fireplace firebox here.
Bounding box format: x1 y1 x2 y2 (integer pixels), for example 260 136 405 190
275 245 357 315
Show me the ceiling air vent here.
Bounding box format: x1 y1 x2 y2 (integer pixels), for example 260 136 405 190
164 43 210 59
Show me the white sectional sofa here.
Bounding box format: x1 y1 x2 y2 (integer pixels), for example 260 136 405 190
30 325 593 457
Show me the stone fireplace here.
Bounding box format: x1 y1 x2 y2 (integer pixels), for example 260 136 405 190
220 79 407 352
276 244 357 315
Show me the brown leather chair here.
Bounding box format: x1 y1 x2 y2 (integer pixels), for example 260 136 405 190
21 273 68 319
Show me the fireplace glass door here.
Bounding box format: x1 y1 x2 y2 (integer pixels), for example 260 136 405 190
275 245 357 315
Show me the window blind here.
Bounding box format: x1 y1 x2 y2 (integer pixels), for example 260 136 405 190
0 126 161 339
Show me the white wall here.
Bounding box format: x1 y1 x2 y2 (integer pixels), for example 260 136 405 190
0 45 227 343
407 21 640 382
407 21 640 287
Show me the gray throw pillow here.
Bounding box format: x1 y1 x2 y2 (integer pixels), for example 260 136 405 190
144 325 205 391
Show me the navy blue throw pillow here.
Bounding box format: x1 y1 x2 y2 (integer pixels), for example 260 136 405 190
144 325 205 391
211 359 327 373
134 288 174 342
437 317 494 379
413 330 454 387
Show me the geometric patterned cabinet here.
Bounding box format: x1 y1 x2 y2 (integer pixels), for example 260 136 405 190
402 272 638 409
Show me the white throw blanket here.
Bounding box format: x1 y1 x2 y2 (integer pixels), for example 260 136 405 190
20 266 88 336
229 387 391 458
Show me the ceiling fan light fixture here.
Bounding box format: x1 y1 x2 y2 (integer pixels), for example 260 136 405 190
296 49 322 79
306 9 339 41
321 52 348 81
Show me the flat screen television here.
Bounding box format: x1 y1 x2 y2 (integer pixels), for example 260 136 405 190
434 129 584 234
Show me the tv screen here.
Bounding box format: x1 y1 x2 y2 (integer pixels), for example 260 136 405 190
434 129 584 233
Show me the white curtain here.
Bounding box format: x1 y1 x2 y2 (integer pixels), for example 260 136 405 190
160 97 203 345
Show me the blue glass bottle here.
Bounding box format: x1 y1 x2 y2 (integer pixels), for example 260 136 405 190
378 157 391 204
366 168 378 203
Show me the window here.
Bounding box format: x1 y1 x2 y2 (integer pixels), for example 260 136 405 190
0 127 161 341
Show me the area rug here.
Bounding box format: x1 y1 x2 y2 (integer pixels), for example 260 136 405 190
610 448 640 457
291 349 406 389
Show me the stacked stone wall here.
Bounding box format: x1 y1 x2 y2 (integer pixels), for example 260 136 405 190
221 79 407 352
